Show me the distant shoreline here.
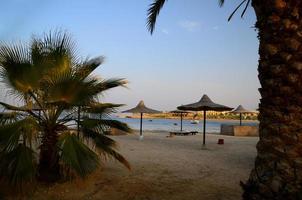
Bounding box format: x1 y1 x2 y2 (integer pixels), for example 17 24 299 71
118 111 258 121
118 116 259 123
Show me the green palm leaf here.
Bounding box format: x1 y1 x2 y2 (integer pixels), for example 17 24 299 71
84 103 124 117
147 0 251 33
100 119 132 133
95 140 131 170
45 73 126 107
219 0 225 7
58 133 99 178
0 144 37 186
226 0 249 21
44 70 97 106
0 117 39 151
81 118 132 134
81 118 131 169
147 0 167 34
0 121 23 151
0 102 35 112
81 128 131 170
0 43 40 92
0 112 19 125
34 31 77 74
75 57 104 79
95 78 127 94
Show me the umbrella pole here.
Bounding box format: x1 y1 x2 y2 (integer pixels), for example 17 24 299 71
240 113 242 126
140 113 143 140
77 106 81 138
180 113 183 132
203 110 206 146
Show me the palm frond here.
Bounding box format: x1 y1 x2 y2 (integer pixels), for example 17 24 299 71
0 102 37 113
0 117 39 150
75 56 104 79
100 119 132 133
0 112 19 125
0 121 23 150
44 70 96 106
0 102 25 112
240 0 251 18
81 127 116 146
81 128 131 170
227 0 250 21
95 78 127 93
96 142 131 170
58 132 99 178
0 144 37 186
57 110 77 124
81 118 131 169
146 0 251 34
46 76 127 107
147 0 166 34
20 117 40 147
40 30 77 72
84 103 124 115
218 0 224 7
81 118 132 134
0 43 40 92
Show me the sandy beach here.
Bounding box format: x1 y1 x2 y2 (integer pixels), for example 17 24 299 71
21 131 259 200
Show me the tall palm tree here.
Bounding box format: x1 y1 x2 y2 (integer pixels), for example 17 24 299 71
0 31 131 184
147 0 302 199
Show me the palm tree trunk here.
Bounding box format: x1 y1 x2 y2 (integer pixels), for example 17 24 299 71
243 1 302 199
38 129 60 182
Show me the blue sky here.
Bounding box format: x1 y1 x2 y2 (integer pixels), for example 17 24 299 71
0 0 260 111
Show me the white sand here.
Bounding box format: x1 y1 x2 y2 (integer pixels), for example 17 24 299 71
31 131 258 200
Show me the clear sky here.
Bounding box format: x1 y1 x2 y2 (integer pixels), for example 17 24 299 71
0 0 260 111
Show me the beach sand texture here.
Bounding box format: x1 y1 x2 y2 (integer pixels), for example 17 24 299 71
30 132 258 200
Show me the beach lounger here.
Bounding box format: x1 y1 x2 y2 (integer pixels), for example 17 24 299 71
190 131 198 135
169 131 198 136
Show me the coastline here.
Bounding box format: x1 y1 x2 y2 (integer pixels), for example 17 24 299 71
115 117 259 134
118 111 258 121
118 116 259 123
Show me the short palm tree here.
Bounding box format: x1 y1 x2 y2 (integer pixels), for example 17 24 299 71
0 31 131 185
147 0 302 199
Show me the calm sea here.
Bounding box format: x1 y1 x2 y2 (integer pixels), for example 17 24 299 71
114 117 259 134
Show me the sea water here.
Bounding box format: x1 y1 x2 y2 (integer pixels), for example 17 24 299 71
114 117 259 134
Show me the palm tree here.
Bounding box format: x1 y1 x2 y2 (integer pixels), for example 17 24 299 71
147 0 302 199
0 31 131 185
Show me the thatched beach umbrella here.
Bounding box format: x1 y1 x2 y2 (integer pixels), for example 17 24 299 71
170 110 191 132
230 105 255 126
123 100 161 140
178 94 233 146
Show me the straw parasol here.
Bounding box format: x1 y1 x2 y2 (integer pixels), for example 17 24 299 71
230 105 255 126
170 110 191 132
123 100 161 140
178 94 233 146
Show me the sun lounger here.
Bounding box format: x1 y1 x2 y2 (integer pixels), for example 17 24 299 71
170 131 198 136
190 131 198 135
